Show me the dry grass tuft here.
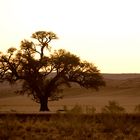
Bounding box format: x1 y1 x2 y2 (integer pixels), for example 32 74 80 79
0 108 140 140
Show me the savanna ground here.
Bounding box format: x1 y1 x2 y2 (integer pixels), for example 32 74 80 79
0 74 140 139
0 113 140 140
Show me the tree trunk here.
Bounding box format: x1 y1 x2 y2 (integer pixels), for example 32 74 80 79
39 96 50 111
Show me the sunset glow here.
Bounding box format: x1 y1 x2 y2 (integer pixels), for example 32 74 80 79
0 0 140 73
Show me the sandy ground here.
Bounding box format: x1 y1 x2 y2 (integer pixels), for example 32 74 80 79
0 91 140 113
0 74 140 113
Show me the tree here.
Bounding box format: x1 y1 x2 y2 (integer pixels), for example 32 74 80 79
0 31 105 111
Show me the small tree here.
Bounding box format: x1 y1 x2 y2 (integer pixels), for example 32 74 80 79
0 31 105 111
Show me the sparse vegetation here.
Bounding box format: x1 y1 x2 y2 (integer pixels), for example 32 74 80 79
85 105 96 114
101 100 125 114
134 104 140 113
64 104 96 114
68 104 83 114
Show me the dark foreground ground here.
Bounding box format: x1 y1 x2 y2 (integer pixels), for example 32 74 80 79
0 112 140 140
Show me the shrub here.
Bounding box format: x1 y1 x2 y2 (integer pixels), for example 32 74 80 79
134 104 140 113
68 104 83 114
101 100 125 114
85 105 96 114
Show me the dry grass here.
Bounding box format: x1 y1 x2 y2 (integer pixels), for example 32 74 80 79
0 112 140 140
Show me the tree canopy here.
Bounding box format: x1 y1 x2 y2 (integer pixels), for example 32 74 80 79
0 31 105 111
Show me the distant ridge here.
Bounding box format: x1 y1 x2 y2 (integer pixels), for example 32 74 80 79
0 73 140 98
102 73 140 80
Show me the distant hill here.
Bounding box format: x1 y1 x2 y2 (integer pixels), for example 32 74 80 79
103 73 140 80
103 74 140 89
0 74 140 98
0 82 20 98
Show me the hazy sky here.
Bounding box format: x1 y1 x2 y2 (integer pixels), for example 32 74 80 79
0 0 140 73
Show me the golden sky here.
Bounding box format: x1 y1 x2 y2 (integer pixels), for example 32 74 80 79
0 0 140 73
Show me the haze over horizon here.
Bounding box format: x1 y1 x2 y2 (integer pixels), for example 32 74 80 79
0 0 140 73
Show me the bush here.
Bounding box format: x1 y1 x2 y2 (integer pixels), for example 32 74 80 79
101 100 125 114
85 106 96 114
134 104 140 113
68 104 83 114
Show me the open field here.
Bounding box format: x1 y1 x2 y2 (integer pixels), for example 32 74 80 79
0 74 140 113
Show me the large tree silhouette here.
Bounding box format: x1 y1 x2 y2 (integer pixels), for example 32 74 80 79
0 31 105 111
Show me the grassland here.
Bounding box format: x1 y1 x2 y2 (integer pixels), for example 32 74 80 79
0 112 140 140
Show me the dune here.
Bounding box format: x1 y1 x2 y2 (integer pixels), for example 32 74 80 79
0 74 140 113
